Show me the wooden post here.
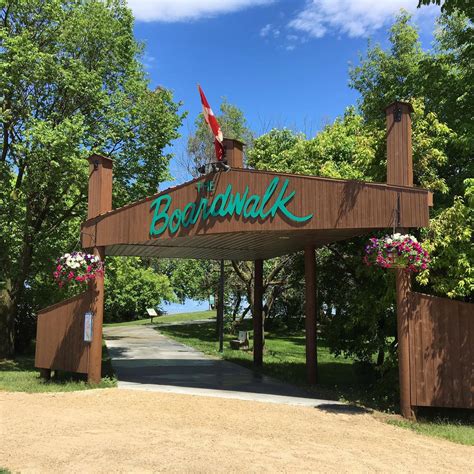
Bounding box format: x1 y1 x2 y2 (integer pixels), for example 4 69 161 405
87 154 113 220
385 101 413 187
385 102 416 419
85 153 112 384
223 138 244 168
305 245 317 385
396 268 415 419
253 259 263 367
88 246 105 384
217 259 225 352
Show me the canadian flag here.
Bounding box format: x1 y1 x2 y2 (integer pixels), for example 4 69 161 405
198 85 225 161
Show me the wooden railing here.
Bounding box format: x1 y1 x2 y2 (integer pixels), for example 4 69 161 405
35 290 93 374
408 292 473 410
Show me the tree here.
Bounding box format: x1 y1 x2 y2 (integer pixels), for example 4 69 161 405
187 99 253 174
104 258 175 323
417 0 474 20
0 0 185 356
418 179 474 299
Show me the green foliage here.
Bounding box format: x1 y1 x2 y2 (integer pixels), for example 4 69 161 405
246 128 306 172
248 110 382 180
418 180 474 298
350 11 425 122
0 0 184 353
187 99 253 172
417 0 474 21
104 258 175 322
159 259 219 303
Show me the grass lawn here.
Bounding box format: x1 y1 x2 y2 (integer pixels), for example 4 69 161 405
157 319 473 446
388 418 474 446
104 310 215 327
0 341 116 393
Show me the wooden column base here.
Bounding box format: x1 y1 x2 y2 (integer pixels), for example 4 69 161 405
39 368 51 381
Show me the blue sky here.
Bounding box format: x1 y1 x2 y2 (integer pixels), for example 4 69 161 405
129 0 440 185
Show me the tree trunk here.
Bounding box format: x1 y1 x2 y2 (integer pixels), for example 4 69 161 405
0 278 15 358
376 347 385 367
232 292 241 322
7 225 35 354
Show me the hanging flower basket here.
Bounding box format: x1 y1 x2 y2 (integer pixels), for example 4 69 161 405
363 233 430 273
53 252 104 288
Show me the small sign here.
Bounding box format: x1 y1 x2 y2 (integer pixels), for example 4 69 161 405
84 311 93 343
146 308 158 317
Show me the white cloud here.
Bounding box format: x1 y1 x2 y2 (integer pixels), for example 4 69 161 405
288 0 439 39
260 23 280 38
260 23 272 37
128 0 274 22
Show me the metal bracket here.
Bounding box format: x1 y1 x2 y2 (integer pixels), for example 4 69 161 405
394 106 402 123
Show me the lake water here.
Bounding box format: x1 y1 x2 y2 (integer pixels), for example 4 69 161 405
162 298 210 314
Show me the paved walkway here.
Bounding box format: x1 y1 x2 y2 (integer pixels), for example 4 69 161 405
103 324 343 408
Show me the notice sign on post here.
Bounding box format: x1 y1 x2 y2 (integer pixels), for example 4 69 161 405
84 311 93 343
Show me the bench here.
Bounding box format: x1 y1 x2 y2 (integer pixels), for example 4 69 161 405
230 330 252 350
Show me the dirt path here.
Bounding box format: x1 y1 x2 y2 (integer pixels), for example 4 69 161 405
1 389 472 473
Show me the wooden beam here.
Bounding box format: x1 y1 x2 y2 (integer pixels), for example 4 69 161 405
253 259 263 367
305 245 317 385
88 246 105 384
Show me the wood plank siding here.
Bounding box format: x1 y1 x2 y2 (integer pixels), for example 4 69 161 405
81 168 431 260
409 292 474 409
35 290 93 374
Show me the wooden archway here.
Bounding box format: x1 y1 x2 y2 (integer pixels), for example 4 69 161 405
36 102 443 419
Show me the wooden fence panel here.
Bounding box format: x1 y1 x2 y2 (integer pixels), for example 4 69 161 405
409 292 473 409
35 290 93 374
